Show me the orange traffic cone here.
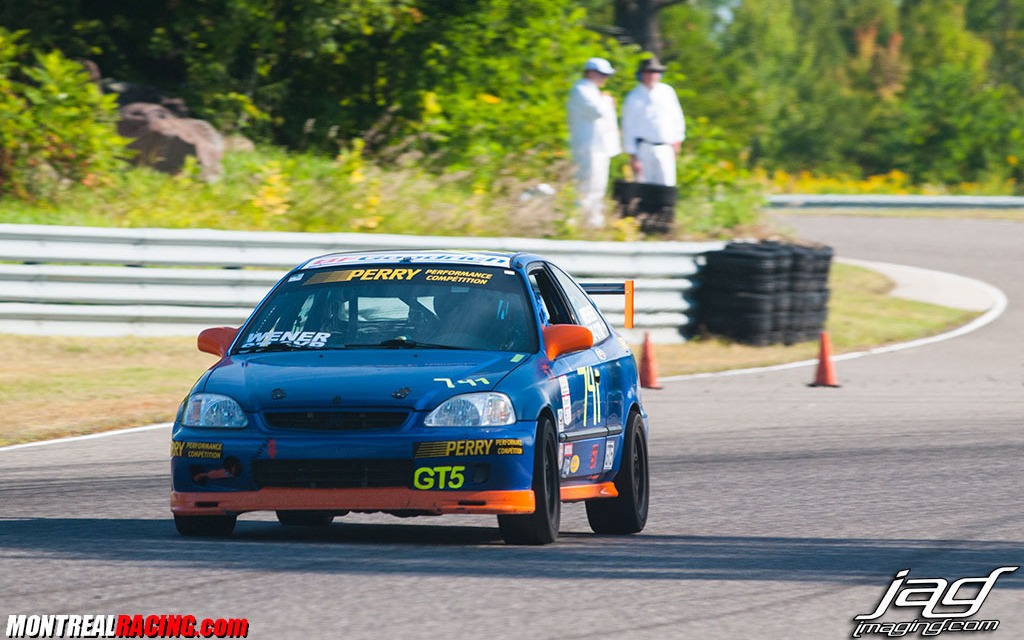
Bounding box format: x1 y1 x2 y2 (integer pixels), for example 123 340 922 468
639 331 662 389
808 331 840 387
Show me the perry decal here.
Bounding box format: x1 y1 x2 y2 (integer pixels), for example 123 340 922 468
171 441 224 459
413 465 466 490
414 439 523 458
306 268 423 284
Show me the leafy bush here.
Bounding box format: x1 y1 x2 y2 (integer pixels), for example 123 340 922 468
0 28 127 201
673 117 765 236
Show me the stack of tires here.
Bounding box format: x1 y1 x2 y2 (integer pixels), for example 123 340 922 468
696 241 833 346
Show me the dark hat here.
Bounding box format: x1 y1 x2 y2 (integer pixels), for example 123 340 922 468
637 56 667 74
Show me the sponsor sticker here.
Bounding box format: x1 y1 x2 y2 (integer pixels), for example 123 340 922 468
240 330 331 349
424 269 494 286
603 441 616 470
304 253 511 269
569 455 580 473
558 375 572 429
171 441 223 459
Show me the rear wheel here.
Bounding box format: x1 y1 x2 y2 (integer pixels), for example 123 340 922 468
586 410 649 534
498 417 560 545
276 510 337 527
174 514 236 537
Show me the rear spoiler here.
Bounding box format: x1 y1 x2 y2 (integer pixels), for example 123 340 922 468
581 280 634 329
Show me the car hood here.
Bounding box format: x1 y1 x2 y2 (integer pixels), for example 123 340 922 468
203 349 532 413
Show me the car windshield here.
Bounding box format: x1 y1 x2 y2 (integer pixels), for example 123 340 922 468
235 264 538 353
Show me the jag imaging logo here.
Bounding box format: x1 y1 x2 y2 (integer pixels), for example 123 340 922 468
852 566 1018 638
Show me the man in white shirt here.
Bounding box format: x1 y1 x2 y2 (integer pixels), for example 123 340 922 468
621 56 685 187
567 57 622 227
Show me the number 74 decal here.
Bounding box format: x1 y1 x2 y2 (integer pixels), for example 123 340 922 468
434 377 490 389
577 366 601 426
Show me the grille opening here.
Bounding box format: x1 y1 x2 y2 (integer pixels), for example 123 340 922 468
263 411 409 431
252 458 412 489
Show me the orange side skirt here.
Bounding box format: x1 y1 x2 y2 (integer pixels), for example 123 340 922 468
561 482 618 502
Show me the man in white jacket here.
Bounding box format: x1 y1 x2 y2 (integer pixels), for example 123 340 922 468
621 56 685 187
567 57 622 227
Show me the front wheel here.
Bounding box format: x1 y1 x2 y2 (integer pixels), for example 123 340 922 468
497 417 560 545
174 514 236 537
586 410 649 534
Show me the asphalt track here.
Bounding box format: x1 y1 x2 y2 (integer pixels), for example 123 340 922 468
1 215 1022 640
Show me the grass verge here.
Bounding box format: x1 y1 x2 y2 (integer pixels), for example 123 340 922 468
652 263 979 376
0 263 981 447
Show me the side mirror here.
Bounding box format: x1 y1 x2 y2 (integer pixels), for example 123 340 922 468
542 324 594 360
198 327 239 358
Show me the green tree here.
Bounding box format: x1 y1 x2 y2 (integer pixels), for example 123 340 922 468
0 28 127 201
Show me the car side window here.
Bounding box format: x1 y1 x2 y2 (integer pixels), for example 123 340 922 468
527 266 573 325
548 264 611 343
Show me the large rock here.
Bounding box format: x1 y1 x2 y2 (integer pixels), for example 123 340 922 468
105 80 190 118
118 102 224 181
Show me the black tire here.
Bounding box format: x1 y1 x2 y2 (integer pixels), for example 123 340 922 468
498 417 560 545
276 510 336 527
174 514 236 537
586 410 649 534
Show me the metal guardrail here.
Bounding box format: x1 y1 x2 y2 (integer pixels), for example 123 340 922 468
0 224 723 343
768 194 1024 208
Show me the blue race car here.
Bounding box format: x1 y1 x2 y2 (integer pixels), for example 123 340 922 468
171 250 649 544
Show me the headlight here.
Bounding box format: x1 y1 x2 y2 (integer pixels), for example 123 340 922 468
182 393 248 428
424 392 516 427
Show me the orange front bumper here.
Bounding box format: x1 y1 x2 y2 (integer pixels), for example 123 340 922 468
171 482 618 517
171 487 536 516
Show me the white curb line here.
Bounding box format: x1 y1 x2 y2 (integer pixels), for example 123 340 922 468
0 423 172 453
